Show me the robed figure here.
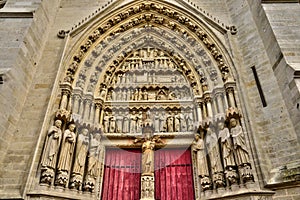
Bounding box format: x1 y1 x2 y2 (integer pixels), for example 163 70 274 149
230 118 250 166
206 127 223 173
56 123 77 187
84 133 102 192
40 119 62 185
192 133 211 190
218 122 235 168
70 128 89 190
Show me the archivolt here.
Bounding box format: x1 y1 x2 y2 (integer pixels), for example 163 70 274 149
62 0 233 92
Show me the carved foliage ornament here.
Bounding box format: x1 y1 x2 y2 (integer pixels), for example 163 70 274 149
63 2 231 86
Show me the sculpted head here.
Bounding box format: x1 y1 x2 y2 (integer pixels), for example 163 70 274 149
194 133 200 140
230 118 237 127
218 122 224 130
69 123 76 131
81 128 89 136
54 120 62 128
94 133 101 141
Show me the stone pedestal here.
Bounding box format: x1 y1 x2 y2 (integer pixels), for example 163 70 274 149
140 175 155 200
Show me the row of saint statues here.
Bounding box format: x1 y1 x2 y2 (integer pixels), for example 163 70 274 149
103 110 195 133
192 118 253 190
106 88 191 101
110 71 187 86
120 59 176 71
40 120 102 192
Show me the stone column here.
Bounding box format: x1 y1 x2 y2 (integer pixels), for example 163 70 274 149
197 102 203 122
94 103 102 126
60 89 70 110
83 99 91 122
89 102 95 122
72 94 81 114
205 97 213 119
226 88 236 108
216 93 224 114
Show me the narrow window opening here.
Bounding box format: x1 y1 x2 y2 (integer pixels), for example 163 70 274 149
0 76 3 84
251 66 267 107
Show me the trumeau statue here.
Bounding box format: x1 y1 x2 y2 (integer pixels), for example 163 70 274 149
230 118 250 166
56 123 77 187
141 135 156 175
40 119 63 185
70 128 90 190
84 133 102 192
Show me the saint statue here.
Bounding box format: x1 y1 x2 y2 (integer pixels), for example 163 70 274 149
134 133 164 176
192 133 211 190
230 118 250 166
206 127 223 173
130 111 137 134
218 122 235 168
136 111 143 133
56 123 77 187
192 134 209 178
174 111 181 132
40 119 62 185
109 113 116 133
70 128 89 190
141 136 155 175
123 111 129 133
84 133 102 192
166 111 174 132
103 112 110 133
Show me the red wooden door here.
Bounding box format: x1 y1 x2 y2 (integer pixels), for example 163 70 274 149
155 149 195 200
102 149 141 200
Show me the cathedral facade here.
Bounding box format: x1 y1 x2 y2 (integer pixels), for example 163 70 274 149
0 0 299 199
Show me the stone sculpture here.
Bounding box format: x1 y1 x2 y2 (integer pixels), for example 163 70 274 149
56 123 77 187
40 119 63 185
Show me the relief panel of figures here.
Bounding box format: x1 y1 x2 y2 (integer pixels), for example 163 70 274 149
102 108 195 134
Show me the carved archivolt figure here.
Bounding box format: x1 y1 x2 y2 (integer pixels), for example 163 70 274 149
205 127 223 173
70 128 89 190
56 123 76 186
230 118 250 166
84 133 102 192
218 122 235 168
40 120 62 184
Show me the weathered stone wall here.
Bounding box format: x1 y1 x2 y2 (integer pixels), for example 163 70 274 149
225 0 300 198
262 2 300 148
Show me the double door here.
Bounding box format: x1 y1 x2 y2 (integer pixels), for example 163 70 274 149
102 149 195 200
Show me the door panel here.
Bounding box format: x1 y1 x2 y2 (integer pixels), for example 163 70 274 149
102 149 141 200
155 149 195 200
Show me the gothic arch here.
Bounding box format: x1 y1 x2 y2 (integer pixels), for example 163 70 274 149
36 0 256 199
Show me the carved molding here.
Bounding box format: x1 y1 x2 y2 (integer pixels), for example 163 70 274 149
62 2 233 90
